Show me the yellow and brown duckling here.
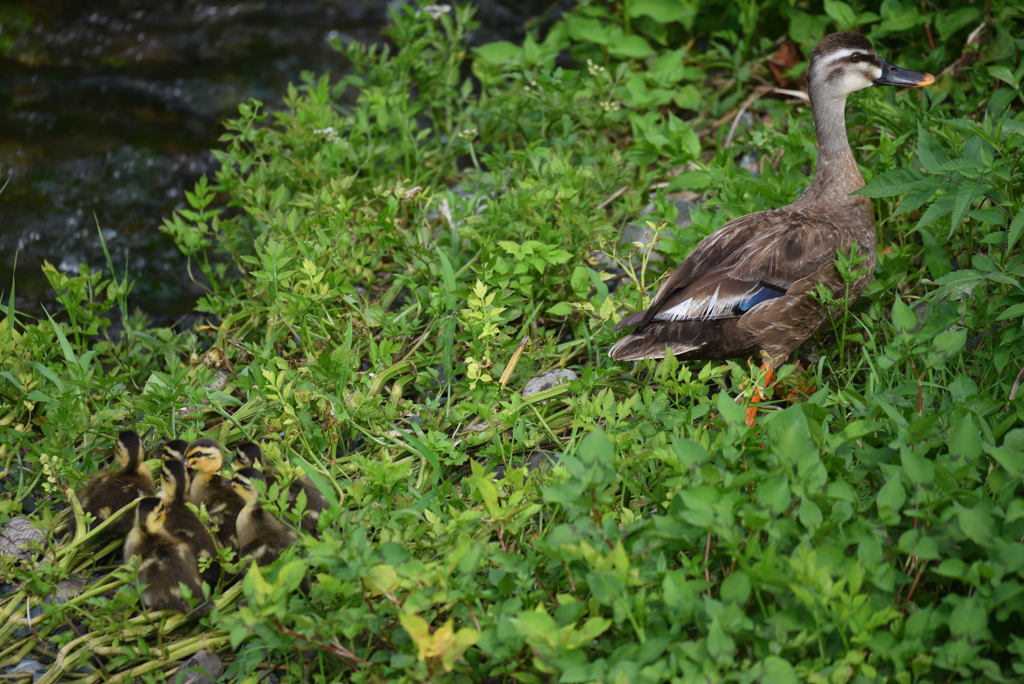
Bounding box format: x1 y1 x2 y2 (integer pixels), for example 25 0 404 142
124 497 209 615
159 439 189 462
232 467 298 567
76 430 155 536
158 458 220 588
234 442 328 534
184 439 244 551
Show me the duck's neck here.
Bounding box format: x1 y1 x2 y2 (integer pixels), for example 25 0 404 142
796 92 865 206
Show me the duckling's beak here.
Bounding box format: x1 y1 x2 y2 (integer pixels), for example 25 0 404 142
874 60 934 88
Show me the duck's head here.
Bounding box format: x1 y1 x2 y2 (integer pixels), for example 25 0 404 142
807 32 934 101
230 467 265 504
233 442 265 471
115 431 144 470
184 439 226 475
160 439 190 462
136 497 167 534
159 458 189 500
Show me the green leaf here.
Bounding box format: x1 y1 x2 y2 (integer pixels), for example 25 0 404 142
798 498 823 533
628 0 693 23
564 15 611 45
607 33 655 59
854 168 925 198
949 180 984 237
1007 208 1024 252
891 295 916 334
916 192 955 231
894 177 944 219
877 475 906 515
988 65 1019 89
918 227 949 280
984 443 1024 480
901 449 935 484
45 312 78 365
293 456 339 509
762 656 800 684
935 7 980 41
720 570 751 604
472 41 521 66
547 302 574 316
949 414 982 462
956 504 994 546
824 0 857 29
916 125 949 174
662 570 695 618
706 618 736 661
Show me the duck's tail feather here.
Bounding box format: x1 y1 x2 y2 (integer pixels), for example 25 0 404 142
607 319 758 362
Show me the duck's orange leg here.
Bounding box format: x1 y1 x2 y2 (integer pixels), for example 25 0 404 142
778 362 816 404
745 363 774 427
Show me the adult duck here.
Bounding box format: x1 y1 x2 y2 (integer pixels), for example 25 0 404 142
609 32 933 424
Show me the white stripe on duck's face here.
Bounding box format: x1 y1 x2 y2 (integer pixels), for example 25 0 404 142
811 49 883 99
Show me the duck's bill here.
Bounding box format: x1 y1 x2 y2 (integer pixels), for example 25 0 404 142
874 60 935 87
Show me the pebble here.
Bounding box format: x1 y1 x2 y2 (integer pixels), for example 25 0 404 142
174 650 224 684
521 369 577 398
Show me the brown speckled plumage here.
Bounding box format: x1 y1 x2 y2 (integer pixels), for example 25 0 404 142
158 458 221 588
609 32 933 367
185 439 244 552
234 442 328 535
232 468 298 567
75 431 155 537
124 497 209 614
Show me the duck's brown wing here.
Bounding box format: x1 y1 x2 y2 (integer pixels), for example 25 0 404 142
610 210 852 362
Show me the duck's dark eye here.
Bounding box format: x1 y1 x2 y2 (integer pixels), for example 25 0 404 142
850 53 861 62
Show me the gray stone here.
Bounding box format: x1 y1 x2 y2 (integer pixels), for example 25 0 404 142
490 451 559 480
0 517 45 561
4 658 45 675
173 651 223 684
522 369 577 398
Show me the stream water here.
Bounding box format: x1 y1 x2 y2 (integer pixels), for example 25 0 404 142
0 0 560 328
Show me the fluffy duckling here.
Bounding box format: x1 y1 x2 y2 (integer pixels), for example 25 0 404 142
160 439 189 462
124 497 209 614
234 442 328 534
184 439 244 551
76 431 155 536
158 458 220 588
232 467 298 567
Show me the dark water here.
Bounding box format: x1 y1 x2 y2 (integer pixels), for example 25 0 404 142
0 0 563 328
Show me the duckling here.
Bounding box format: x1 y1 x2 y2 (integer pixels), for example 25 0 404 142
160 439 189 462
158 458 220 588
124 497 209 614
184 439 244 551
232 467 298 566
234 442 328 534
75 431 156 536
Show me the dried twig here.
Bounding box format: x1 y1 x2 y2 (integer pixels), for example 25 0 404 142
597 185 628 210
938 22 987 80
724 106 749 148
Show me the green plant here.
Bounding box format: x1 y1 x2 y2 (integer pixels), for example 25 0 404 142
3 0 1024 681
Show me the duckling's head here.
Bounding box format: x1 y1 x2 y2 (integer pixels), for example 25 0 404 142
184 439 226 475
136 497 167 534
160 439 190 462
159 458 189 501
807 32 934 102
115 431 144 471
230 467 265 504
234 443 266 471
